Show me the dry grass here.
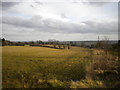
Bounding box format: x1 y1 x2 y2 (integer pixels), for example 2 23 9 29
2 46 119 88
2 46 89 88
70 79 105 88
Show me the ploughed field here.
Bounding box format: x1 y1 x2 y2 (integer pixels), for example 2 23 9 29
2 46 119 88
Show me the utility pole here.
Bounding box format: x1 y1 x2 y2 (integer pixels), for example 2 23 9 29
98 36 100 48
98 36 99 42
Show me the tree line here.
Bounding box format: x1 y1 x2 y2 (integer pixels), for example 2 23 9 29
0 38 43 46
0 38 119 52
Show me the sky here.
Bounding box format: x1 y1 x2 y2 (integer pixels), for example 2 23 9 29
0 0 119 41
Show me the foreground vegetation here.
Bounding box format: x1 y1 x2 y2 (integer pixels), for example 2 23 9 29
2 46 120 88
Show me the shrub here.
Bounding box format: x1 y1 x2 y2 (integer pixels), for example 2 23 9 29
85 49 119 88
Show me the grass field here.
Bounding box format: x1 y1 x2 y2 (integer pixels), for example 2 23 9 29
2 46 119 88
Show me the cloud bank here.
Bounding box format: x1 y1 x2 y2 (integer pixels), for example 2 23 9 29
1 1 118 41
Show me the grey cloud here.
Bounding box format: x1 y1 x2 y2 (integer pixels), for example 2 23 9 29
34 0 43 5
2 15 117 35
61 13 67 18
79 0 116 6
82 21 117 34
1 2 20 10
2 15 43 28
86 0 118 6
34 2 43 5
79 2 111 6
30 5 35 9
87 2 109 6
118 1 120 33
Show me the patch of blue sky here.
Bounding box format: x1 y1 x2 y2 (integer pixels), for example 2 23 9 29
2 13 32 19
66 15 90 22
100 2 118 19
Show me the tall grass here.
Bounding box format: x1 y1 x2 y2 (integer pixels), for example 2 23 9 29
3 46 88 88
2 46 119 88
85 48 120 88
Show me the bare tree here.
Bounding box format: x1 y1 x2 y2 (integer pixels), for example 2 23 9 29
102 36 111 55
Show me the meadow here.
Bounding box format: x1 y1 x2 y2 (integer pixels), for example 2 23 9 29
2 46 119 88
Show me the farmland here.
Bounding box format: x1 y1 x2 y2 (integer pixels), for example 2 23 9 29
2 46 119 88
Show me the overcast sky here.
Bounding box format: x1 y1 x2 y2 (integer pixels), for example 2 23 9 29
1 0 119 41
